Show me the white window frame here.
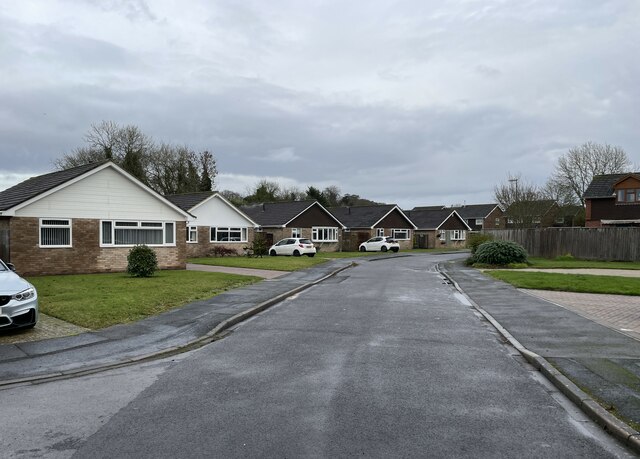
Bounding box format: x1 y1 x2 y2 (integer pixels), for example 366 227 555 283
100 220 176 247
210 227 248 243
475 218 484 226
312 226 338 242
439 230 446 241
451 230 466 241
376 228 385 237
187 226 198 243
391 229 410 240
39 218 72 248
291 228 302 238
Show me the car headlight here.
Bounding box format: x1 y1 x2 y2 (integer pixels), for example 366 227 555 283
12 288 35 301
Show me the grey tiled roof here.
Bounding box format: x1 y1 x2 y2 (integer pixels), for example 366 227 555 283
240 200 317 226
0 161 108 211
583 173 639 199
165 192 215 211
404 209 459 229
328 205 396 228
412 205 445 211
450 203 499 219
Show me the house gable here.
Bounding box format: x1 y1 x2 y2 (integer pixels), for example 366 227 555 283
376 208 415 229
438 212 470 230
288 203 341 228
14 166 187 221
185 194 257 227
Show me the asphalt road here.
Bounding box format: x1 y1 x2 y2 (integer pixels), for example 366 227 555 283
1 254 634 458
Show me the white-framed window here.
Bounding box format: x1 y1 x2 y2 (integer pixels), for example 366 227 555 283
439 230 446 241
475 218 484 226
40 218 72 248
391 229 410 240
291 228 302 238
451 230 466 240
376 228 385 237
100 220 176 247
312 227 338 242
495 218 501 227
210 227 248 242
187 226 198 243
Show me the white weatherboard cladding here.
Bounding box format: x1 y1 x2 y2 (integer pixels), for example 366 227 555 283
189 196 253 227
15 167 186 221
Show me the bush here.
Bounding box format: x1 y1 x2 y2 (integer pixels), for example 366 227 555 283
473 240 528 266
210 246 237 257
246 234 269 257
127 245 158 277
466 233 494 254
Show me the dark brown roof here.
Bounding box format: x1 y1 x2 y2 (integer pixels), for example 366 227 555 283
165 192 215 211
405 209 466 230
450 203 500 219
0 161 108 211
583 173 640 199
328 205 400 228
240 200 319 227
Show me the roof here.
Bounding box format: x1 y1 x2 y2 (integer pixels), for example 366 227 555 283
505 199 557 215
583 173 640 199
0 161 108 211
450 203 500 219
165 192 215 211
412 205 445 211
240 200 322 227
405 209 470 230
328 205 413 228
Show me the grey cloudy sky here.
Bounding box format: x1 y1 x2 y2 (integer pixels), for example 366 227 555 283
1 0 638 208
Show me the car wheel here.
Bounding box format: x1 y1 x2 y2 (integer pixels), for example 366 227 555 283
381 246 388 252
391 247 399 253
270 249 277 256
293 250 301 257
359 246 366 252
307 253 315 257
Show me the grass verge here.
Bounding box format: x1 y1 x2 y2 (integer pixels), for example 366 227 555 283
486 270 640 296
28 270 261 329
527 257 640 270
188 256 328 271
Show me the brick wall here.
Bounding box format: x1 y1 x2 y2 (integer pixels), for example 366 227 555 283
185 226 255 258
9 217 186 276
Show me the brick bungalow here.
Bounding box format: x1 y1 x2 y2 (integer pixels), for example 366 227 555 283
450 203 504 231
404 208 471 248
0 161 191 276
328 205 416 251
240 201 345 251
166 191 258 257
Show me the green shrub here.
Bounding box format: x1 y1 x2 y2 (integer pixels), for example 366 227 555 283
127 245 158 277
210 246 237 257
473 240 528 266
466 233 494 254
247 234 269 257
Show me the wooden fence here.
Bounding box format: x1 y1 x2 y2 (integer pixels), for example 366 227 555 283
482 227 640 261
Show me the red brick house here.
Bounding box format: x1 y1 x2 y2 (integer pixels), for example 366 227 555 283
166 192 258 257
328 205 416 251
0 161 191 276
584 173 640 227
450 204 504 231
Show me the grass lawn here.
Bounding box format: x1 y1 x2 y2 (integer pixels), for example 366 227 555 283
526 257 640 270
28 270 261 329
486 270 640 296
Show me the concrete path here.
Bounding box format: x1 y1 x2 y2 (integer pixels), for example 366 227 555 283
186 262 285 279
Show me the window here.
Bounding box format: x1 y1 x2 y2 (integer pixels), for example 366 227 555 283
40 219 72 247
451 230 466 241
475 218 484 226
101 220 176 246
187 226 198 243
495 217 501 227
210 227 248 242
312 227 338 242
391 229 410 240
291 228 301 238
439 231 446 241
617 189 640 203
376 228 384 237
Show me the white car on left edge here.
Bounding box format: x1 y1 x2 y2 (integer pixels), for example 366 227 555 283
0 259 38 330
269 238 317 257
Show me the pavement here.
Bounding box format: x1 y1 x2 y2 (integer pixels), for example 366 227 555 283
2 256 640 451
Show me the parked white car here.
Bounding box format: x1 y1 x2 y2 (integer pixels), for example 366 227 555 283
359 236 400 253
0 259 38 330
269 238 317 257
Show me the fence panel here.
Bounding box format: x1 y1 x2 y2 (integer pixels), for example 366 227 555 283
483 227 640 261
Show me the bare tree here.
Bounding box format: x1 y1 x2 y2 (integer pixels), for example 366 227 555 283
494 174 545 228
541 177 577 207
552 141 630 205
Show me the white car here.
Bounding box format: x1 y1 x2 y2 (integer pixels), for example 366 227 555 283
269 238 317 257
359 236 400 253
0 259 38 330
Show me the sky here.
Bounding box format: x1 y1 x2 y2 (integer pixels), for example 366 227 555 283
1 0 639 209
